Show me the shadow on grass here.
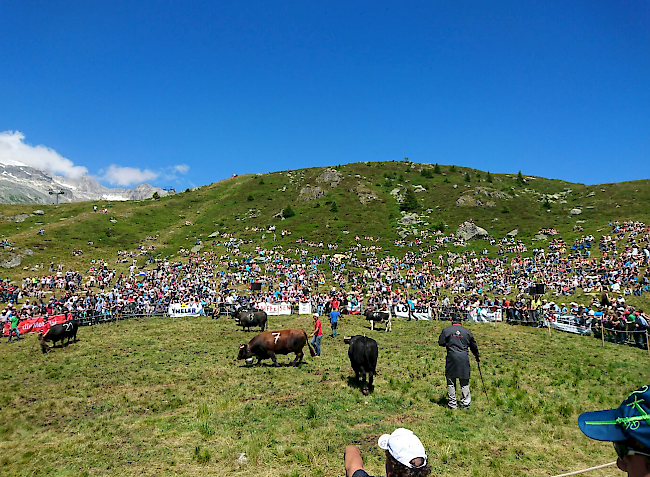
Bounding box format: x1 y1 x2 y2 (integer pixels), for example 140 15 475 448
346 376 374 395
432 394 450 408
241 361 308 368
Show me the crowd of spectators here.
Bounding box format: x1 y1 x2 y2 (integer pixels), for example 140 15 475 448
1 219 648 347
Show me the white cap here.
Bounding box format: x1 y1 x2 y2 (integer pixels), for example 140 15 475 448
377 428 427 469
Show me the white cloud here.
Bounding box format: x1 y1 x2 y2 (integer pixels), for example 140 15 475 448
0 130 88 178
101 165 159 187
173 164 190 174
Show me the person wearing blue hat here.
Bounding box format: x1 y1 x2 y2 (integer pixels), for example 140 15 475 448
578 384 650 477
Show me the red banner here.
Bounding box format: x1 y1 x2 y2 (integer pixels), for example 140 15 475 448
3 313 72 336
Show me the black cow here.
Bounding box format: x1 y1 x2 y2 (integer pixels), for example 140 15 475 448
237 329 315 367
234 309 267 332
39 320 79 348
347 335 378 395
365 309 392 332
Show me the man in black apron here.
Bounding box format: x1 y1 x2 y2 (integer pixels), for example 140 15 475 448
438 317 480 409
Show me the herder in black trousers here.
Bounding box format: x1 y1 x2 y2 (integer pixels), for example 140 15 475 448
438 317 480 409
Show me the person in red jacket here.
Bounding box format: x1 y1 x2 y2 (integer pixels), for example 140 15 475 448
41 316 51 338
310 313 323 357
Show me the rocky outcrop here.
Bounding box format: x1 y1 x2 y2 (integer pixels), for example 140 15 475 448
315 168 342 187
570 208 582 215
5 214 32 222
398 213 421 226
0 255 21 268
473 187 512 200
456 221 489 240
456 196 496 207
298 185 324 201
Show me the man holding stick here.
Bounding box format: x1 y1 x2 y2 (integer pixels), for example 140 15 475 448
438 316 480 409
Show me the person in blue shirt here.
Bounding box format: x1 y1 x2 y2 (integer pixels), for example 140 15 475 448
407 297 415 321
329 308 340 338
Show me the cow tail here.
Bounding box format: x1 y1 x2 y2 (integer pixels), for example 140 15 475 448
306 331 316 357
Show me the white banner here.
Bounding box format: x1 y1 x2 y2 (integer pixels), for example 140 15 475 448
168 303 204 317
469 307 502 322
256 302 291 315
393 304 431 320
298 302 312 315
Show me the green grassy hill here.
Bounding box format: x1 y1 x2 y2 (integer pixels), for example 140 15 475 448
0 160 649 283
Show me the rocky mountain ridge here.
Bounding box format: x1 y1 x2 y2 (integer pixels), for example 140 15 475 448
0 163 169 204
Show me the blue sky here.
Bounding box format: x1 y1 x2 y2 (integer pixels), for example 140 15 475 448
0 1 648 188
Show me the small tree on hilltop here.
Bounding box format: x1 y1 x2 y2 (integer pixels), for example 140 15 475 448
400 187 419 212
433 163 441 174
464 172 471 182
516 171 525 186
330 201 338 213
487 171 493 183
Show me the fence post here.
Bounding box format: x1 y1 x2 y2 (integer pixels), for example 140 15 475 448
601 325 605 347
646 330 649 356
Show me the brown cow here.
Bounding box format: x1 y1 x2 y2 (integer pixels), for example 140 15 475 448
237 329 315 367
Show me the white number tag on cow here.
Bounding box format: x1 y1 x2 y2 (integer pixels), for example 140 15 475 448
63 322 72 331
272 332 281 344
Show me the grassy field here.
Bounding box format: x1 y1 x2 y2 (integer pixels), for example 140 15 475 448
1 314 647 477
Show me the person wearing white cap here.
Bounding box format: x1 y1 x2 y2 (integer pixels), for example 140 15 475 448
344 428 430 477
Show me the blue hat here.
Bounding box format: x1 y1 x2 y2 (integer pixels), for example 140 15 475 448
578 385 650 450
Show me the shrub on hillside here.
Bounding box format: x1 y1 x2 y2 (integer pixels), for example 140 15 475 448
283 205 295 218
400 187 419 212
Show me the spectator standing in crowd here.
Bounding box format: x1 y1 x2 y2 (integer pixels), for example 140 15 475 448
344 428 430 477
7 307 20 342
438 316 480 409
329 306 340 338
635 311 648 348
578 384 650 477
310 313 322 357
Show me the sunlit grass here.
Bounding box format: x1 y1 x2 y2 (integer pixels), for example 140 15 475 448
0 314 645 476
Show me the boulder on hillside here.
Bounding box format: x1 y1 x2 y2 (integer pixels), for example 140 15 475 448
570 208 582 215
316 168 342 187
507 229 518 237
398 213 421 226
353 187 378 204
6 214 31 222
456 195 480 207
298 185 324 201
473 187 512 200
456 221 489 240
0 255 21 268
